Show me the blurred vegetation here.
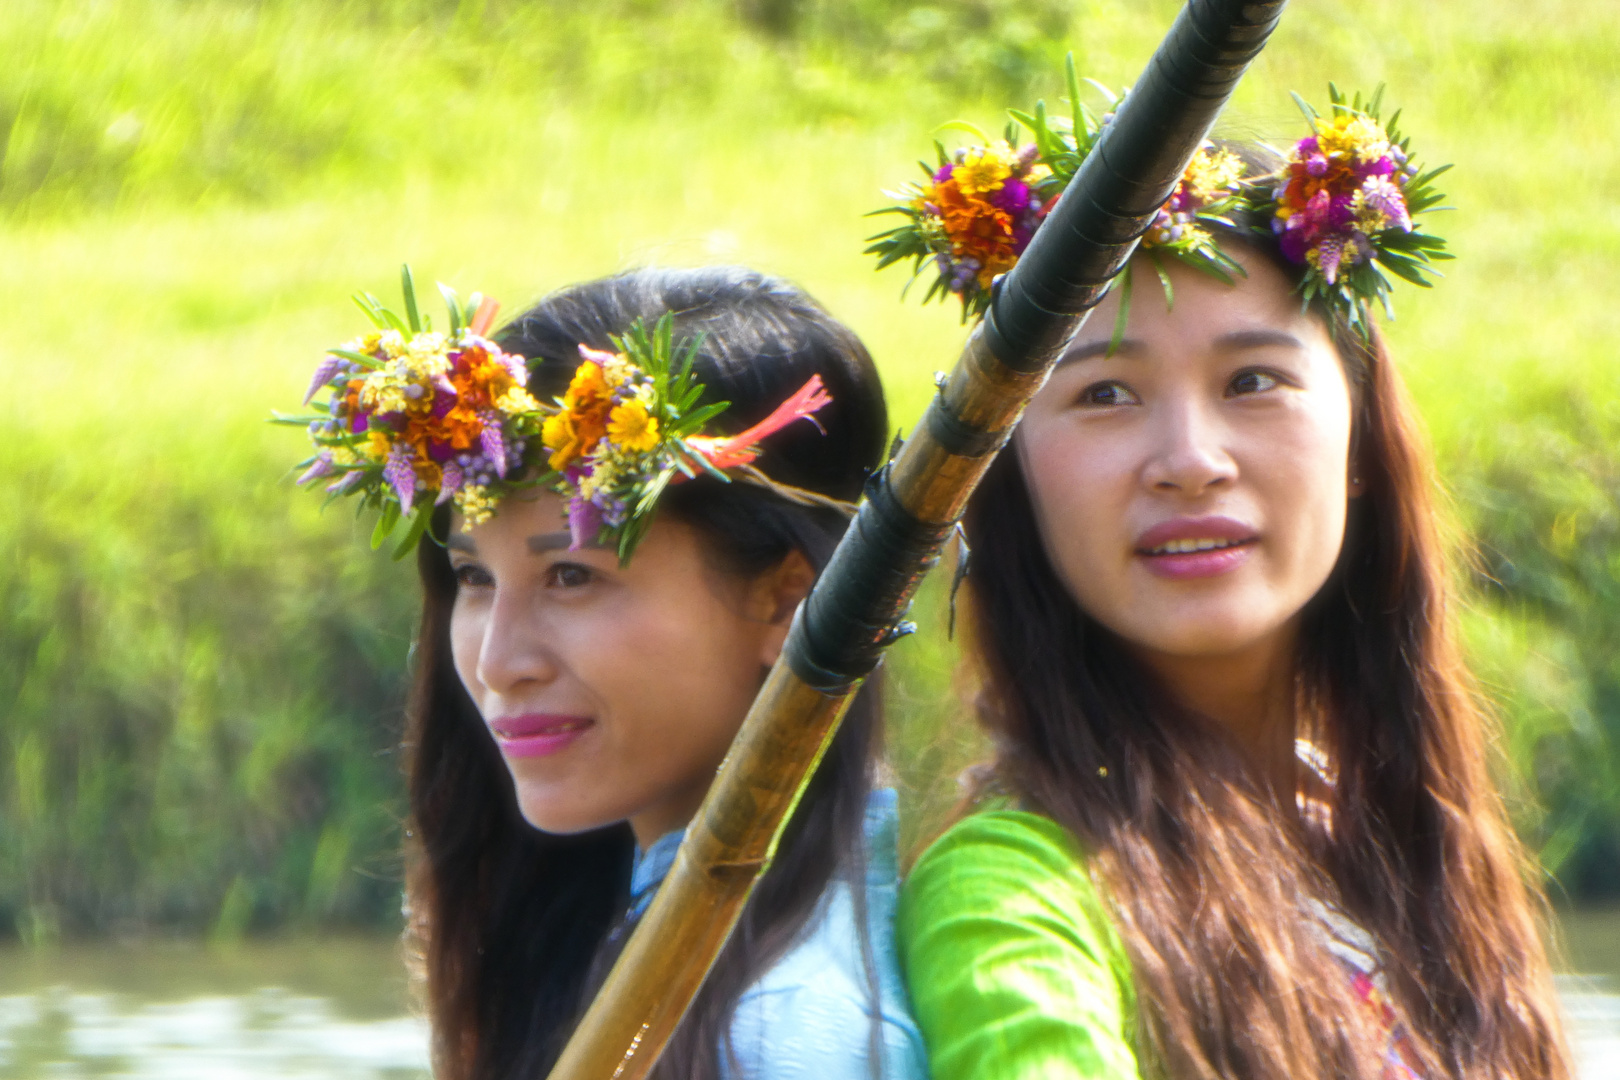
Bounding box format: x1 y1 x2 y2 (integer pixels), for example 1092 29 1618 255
1 0 1617 939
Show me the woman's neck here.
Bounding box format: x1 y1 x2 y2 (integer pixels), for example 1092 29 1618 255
1138 624 1301 803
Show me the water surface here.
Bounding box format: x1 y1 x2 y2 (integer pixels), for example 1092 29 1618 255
0 912 1614 1079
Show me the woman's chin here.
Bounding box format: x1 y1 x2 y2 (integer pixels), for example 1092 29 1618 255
513 789 621 836
1111 604 1292 663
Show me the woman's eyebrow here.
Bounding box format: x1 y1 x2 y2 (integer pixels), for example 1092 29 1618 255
1056 337 1144 368
527 532 577 554
446 535 476 554
1215 329 1304 351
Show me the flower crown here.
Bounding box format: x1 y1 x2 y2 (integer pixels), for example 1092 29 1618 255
277 269 838 562
867 64 1451 340
1264 85 1451 337
535 317 836 560
866 58 1246 328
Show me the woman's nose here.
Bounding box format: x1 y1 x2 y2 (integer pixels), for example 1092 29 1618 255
1141 395 1238 496
475 589 561 697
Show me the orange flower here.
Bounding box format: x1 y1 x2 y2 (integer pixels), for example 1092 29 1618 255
931 177 1020 285
562 360 612 412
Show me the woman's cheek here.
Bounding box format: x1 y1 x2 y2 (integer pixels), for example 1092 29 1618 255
449 601 487 708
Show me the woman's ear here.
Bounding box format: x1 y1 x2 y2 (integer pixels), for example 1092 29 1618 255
745 549 816 667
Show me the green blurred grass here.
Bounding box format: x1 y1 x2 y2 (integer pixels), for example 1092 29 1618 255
2 0 1618 937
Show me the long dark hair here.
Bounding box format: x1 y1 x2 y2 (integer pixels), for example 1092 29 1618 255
962 189 1571 1078
404 267 890 1080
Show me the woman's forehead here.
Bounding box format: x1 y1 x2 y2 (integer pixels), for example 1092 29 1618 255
1066 256 1326 363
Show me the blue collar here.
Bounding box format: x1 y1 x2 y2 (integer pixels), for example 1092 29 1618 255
628 827 685 921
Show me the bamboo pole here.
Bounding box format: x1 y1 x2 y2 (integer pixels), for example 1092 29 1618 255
545 2 1289 1077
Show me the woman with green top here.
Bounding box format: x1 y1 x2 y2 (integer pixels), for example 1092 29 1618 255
868 87 1573 1080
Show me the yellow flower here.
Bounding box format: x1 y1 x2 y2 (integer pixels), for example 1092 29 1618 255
496 387 539 415
455 485 498 529
953 144 1015 196
376 330 407 358
602 352 637 389
607 399 660 453
1315 114 1388 164
1182 147 1244 202
365 428 391 461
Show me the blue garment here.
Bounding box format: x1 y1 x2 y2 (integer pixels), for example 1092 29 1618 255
630 789 929 1080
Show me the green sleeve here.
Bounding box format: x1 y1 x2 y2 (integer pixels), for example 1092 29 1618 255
896 810 1141 1080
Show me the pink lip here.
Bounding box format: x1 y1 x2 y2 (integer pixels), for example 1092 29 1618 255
1134 515 1259 581
489 713 594 759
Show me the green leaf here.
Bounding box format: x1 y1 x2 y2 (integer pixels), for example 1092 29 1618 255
1108 263 1133 357
329 348 383 369
351 293 387 329
934 119 990 144
1149 253 1174 311
679 401 729 430
438 282 464 334
401 266 422 333
1380 256 1436 287
371 501 401 550
393 504 431 560
1063 54 1083 138
1289 90 1319 127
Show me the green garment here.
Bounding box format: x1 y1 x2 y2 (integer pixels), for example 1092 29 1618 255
896 810 1143 1080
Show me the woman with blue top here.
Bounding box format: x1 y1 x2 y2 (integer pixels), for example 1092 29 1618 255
290 266 925 1080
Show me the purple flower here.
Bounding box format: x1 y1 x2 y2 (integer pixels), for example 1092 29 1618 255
478 411 508 478
351 411 370 434
326 470 365 495
1306 153 1329 177
502 354 528 385
1277 221 1308 264
437 462 463 505
991 179 1031 215
384 444 418 515
1315 235 1347 284
934 163 955 184
1328 193 1357 231
428 439 454 463
304 355 345 405
297 453 334 485
1013 143 1040 175
1359 175 1411 231
567 496 603 551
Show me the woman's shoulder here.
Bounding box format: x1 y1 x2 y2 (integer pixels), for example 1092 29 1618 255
895 807 1140 1080
901 806 1103 925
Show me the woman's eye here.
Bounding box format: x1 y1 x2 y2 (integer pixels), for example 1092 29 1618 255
545 563 595 589
453 563 493 589
1078 381 1141 407
1228 369 1282 396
